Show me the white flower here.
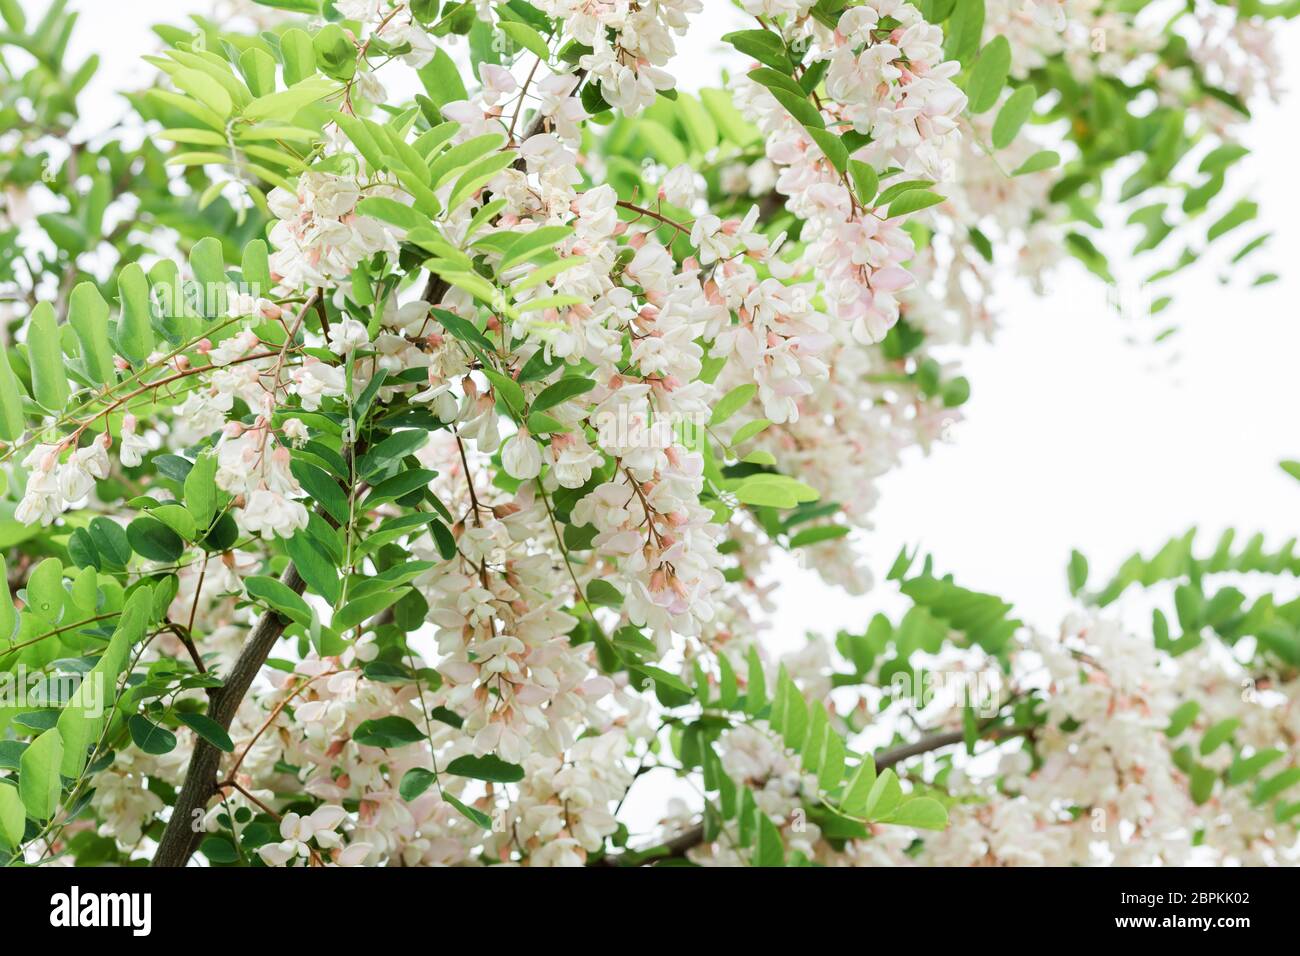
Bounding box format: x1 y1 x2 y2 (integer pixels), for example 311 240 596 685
328 318 371 356
502 429 543 480
56 439 111 503
238 488 309 539
208 329 258 366
660 164 698 209
290 360 347 410
282 418 309 444
548 433 602 488
119 415 150 467
256 805 348 867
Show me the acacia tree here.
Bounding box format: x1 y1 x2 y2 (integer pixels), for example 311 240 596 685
0 0 1294 867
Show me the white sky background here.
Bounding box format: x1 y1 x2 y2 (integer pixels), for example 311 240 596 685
63 0 1300 642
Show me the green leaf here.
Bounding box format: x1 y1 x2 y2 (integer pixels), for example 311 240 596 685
68 282 116 384
755 811 784 866
945 0 986 65
290 459 349 526
243 76 337 122
773 670 807 751
848 160 878 206
238 46 277 97
1228 748 1284 786
499 21 549 61
353 715 425 748
358 429 429 477
1011 149 1060 176
875 179 935 207
751 72 830 159
965 35 1010 114
886 189 945 217
1166 700 1199 738
632 664 695 707
313 22 356 81
734 474 819 509
177 712 234 752
364 469 438 507
399 767 438 800
711 384 757 426
730 418 771 446
0 784 24 848
887 796 948 830
447 151 518 212
285 533 341 606
722 29 792 73
58 592 149 776
499 226 573 270
745 647 766 716
807 127 848 173
862 768 902 820
418 46 468 109
0 339 27 441
115 263 155 364
1207 200 1258 243
718 654 738 709
1190 763 1216 804
812 721 846 792
19 728 63 821
27 302 69 411
482 368 526 416
586 578 623 607
128 714 177 755
127 517 184 563
446 753 525 783
245 575 313 627
199 835 239 864
840 756 877 816
241 239 272 295
443 792 492 829
1067 549 1089 596
332 588 408 631
1255 767 1300 804
787 525 849 548
1199 718 1240 756
189 236 227 317
532 376 595 413
991 84 1037 149
276 25 317 83
25 557 64 624
184 452 218 529
357 196 428 232
172 66 233 118
89 516 132 567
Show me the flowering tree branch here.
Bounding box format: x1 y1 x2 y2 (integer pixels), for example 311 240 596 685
0 0 1290 871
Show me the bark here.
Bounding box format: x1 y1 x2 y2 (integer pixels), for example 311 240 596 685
152 564 305 867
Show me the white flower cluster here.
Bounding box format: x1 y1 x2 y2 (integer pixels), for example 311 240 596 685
268 171 403 290
537 0 702 113
738 1 966 346
15 436 111 526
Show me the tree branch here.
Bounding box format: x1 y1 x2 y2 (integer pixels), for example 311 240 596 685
152 562 306 866
152 423 363 867
596 724 1032 867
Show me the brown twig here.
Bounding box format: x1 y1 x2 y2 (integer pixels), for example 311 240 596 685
595 724 1034 866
